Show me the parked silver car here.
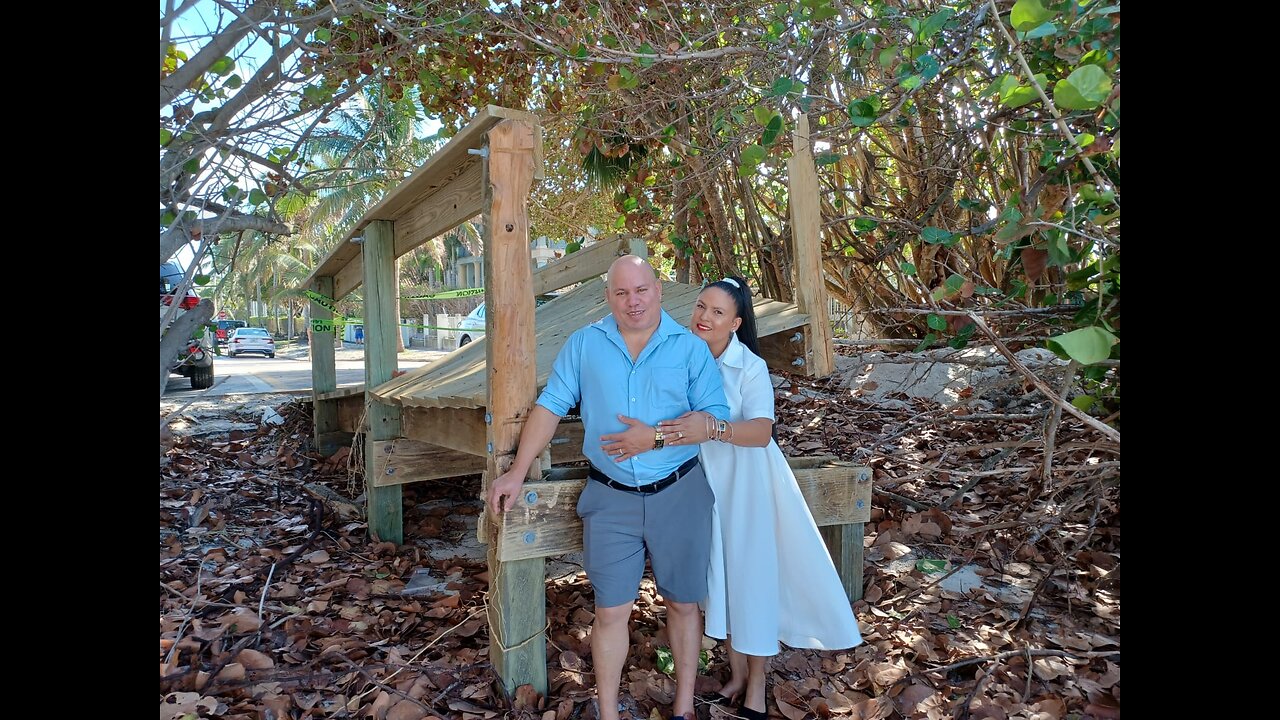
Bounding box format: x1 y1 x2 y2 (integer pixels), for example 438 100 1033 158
455 293 562 350
227 327 276 358
455 303 486 349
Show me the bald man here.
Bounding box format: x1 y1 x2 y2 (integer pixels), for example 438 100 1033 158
489 255 728 720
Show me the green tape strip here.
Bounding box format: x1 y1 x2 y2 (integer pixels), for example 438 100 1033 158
403 287 484 300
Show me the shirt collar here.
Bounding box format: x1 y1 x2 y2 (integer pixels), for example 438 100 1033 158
593 309 684 342
718 333 747 368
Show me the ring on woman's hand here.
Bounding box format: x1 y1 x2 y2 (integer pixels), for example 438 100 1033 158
677 432 684 439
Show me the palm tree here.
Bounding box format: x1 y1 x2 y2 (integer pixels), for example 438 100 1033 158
303 85 444 351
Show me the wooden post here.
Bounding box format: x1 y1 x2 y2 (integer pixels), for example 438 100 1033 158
362 220 403 544
482 119 548 698
311 276 342 456
787 114 835 378
821 523 866 603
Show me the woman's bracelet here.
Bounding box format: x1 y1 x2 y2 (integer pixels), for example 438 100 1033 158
701 413 737 443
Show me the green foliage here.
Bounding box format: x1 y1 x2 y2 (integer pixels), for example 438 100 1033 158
1011 0 1054 31
655 647 710 675
739 144 767 176
162 0 1121 417
1048 327 1119 365
921 226 957 246
848 96 882 127
1054 65 1113 110
916 559 947 574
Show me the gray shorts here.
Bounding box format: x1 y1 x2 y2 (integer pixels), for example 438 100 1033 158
575 463 715 608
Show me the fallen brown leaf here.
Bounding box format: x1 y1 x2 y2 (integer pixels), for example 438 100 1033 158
236 648 275 669
388 699 429 720
513 683 543 710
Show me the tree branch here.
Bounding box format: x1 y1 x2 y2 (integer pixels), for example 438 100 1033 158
965 311 1119 444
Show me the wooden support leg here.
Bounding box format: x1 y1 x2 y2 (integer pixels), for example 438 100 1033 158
483 118 548 698
821 522 866 603
486 547 548 697
313 397 344 456
363 219 403 544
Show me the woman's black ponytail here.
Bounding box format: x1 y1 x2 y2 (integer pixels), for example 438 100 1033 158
707 275 760 358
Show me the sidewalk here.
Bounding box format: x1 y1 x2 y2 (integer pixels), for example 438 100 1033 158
273 341 445 363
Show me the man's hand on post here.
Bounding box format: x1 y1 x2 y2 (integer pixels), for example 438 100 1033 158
488 468 526 515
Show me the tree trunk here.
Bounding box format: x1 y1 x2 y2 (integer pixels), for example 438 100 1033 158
690 162 739 277
672 177 690 284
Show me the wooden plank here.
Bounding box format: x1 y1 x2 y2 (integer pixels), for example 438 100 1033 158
311 276 340 455
315 385 364 402
369 439 485 486
378 106 539 219
361 430 585 483
794 464 873 526
496 461 871 562
315 156 482 303
402 406 488 457
316 431 355 457
758 326 807 373
336 393 364 434
362 220 403 543
482 118 547 699
549 421 586 464
394 160 484 259
531 235 642 295
333 254 366 305
372 276 811 409
788 114 834 378
494 478 587 561
755 305 810 338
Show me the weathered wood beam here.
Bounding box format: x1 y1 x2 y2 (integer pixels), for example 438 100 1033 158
495 460 872 562
362 220 403 543
788 114 835 378
310 275 341 456
482 119 548 699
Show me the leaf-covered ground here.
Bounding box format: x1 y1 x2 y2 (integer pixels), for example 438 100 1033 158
161 356 1119 720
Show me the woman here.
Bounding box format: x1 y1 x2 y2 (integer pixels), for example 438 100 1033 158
602 278 862 720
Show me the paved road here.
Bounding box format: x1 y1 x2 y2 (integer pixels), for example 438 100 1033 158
164 348 448 397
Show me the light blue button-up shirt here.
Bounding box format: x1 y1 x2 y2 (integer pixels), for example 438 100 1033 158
537 310 729 486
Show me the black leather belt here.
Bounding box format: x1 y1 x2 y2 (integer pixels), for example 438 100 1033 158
589 457 699 495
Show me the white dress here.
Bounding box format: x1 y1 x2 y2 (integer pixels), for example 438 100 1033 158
701 335 863 656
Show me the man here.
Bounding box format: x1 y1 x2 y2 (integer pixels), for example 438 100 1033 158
489 255 728 720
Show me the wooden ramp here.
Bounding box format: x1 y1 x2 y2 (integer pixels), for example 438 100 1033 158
371 276 811 409
302 109 866 700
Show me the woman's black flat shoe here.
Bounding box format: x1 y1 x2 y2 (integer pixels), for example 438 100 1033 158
696 691 741 706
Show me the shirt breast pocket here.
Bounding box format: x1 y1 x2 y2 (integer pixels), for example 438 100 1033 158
647 365 689 416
